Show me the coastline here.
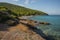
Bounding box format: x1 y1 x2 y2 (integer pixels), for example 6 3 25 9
0 20 46 40
18 16 33 19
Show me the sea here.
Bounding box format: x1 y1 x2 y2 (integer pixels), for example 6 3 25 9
29 15 60 40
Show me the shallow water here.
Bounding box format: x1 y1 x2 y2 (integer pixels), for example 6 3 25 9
30 15 60 40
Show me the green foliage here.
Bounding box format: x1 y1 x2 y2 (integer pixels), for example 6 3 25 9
0 2 48 16
0 6 16 23
0 6 6 11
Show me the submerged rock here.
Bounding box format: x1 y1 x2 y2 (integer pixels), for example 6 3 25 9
39 22 51 25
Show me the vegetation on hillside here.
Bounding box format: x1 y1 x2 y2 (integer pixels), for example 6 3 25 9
0 2 48 24
0 6 19 24
0 2 48 17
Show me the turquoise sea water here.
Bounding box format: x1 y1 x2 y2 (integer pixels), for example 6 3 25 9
30 15 60 40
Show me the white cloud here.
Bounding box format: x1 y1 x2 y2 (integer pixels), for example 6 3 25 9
12 0 37 5
24 0 37 5
24 0 29 5
13 0 19 1
31 0 36 3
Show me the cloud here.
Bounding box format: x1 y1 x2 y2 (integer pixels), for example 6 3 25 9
12 0 30 5
13 0 19 1
24 0 37 5
24 0 29 5
31 0 37 3
12 0 37 5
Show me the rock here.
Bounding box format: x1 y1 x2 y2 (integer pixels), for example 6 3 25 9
5 19 19 26
0 23 46 40
5 20 15 26
34 21 38 23
39 22 50 25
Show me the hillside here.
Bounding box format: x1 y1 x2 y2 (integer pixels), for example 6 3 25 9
0 2 48 17
0 6 19 23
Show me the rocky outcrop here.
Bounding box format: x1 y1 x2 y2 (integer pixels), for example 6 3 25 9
39 22 51 25
0 7 20 24
20 19 51 26
0 23 46 40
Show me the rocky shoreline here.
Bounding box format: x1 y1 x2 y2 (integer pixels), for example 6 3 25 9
19 19 51 26
19 16 33 19
0 22 46 40
0 15 52 40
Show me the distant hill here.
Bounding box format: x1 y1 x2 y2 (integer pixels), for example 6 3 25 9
0 2 48 17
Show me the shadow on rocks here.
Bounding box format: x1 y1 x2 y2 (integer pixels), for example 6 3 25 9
20 22 55 40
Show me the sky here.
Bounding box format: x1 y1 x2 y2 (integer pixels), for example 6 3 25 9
0 0 60 15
